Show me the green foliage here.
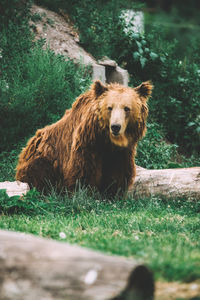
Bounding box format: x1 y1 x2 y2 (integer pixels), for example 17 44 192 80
71 0 125 58
121 22 200 155
0 45 91 151
136 123 200 169
31 12 43 23
0 189 44 214
0 187 199 282
136 123 178 169
0 150 19 182
0 0 32 27
145 29 200 155
0 0 33 64
102 14 200 155
0 0 91 152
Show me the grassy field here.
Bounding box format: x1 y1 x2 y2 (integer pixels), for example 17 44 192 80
0 148 200 283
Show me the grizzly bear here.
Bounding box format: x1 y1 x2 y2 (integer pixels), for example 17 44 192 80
16 80 153 196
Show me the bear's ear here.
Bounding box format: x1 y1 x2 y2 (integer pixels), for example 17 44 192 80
135 81 153 101
92 80 108 98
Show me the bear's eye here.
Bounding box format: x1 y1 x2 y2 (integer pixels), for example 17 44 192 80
124 106 130 112
108 106 112 111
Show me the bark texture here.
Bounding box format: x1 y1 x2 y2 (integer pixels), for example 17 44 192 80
132 167 200 200
0 181 29 197
0 230 154 300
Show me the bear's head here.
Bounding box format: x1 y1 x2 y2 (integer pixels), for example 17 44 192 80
92 80 153 148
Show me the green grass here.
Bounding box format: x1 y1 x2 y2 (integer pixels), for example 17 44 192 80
0 144 199 283
0 189 199 282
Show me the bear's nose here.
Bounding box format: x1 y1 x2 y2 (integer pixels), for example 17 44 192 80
111 124 121 135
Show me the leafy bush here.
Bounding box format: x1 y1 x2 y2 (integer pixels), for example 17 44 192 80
150 58 200 155
0 0 32 27
0 0 33 70
0 189 43 215
0 0 91 152
136 122 200 169
0 149 20 181
145 29 200 155
0 45 91 151
136 123 178 169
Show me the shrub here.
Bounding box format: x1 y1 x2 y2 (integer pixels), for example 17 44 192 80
0 0 92 152
136 122 200 169
145 29 200 155
0 45 91 152
0 0 32 27
0 0 33 71
136 123 178 169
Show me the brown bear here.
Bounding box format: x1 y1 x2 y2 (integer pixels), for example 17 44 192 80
16 80 153 196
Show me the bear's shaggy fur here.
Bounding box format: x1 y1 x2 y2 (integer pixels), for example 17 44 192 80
16 80 153 196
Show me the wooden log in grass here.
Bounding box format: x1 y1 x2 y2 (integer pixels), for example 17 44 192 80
0 167 199 200
0 230 154 300
132 166 200 200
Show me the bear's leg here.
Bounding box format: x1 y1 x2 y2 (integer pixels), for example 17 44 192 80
63 152 102 193
16 157 61 193
100 149 136 197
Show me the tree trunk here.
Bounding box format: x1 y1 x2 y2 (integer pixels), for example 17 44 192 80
0 230 154 300
132 167 200 200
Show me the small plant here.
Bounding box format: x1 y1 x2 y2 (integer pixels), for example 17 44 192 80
0 189 41 214
31 13 43 22
46 17 54 26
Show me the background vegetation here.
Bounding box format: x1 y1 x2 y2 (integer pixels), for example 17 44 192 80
0 0 199 285
0 0 91 152
35 0 200 155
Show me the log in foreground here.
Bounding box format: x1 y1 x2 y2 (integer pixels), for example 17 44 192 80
0 230 154 300
132 167 200 200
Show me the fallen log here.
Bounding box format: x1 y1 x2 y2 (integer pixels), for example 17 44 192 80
132 167 200 200
0 181 29 197
0 230 154 300
0 167 199 200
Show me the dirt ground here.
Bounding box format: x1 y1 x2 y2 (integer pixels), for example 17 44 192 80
31 4 96 65
156 280 200 299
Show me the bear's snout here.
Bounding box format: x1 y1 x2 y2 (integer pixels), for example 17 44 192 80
111 124 121 135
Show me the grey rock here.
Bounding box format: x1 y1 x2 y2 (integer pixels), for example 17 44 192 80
31 5 129 85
